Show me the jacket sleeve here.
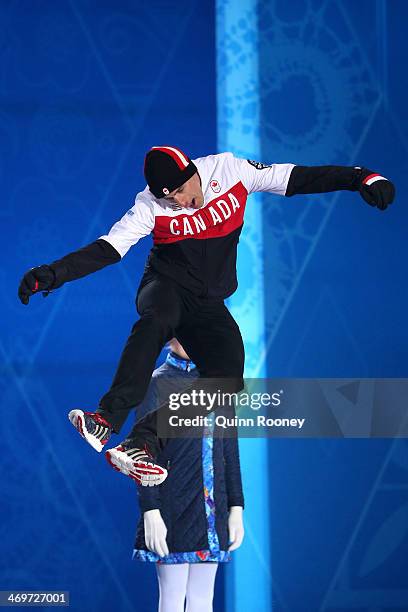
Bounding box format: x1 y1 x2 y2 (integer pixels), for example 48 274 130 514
134 378 163 513
233 155 295 196
48 191 155 288
98 189 155 257
233 154 363 198
222 407 245 509
49 238 121 288
137 483 162 513
223 436 244 509
133 363 197 513
285 165 362 196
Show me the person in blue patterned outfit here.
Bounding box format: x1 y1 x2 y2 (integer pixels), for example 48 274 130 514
121 339 244 612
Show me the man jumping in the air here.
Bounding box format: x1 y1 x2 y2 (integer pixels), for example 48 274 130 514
18 146 395 486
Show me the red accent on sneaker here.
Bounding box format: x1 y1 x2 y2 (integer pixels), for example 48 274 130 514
134 462 166 476
130 473 142 484
33 280 39 292
105 448 166 485
76 416 85 437
105 451 121 473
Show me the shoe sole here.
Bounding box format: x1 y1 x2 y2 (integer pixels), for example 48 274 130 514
105 448 168 487
68 410 104 453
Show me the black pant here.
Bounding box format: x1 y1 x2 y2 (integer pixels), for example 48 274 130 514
97 273 244 449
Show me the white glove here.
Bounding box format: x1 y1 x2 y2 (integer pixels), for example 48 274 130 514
228 506 244 551
144 509 169 558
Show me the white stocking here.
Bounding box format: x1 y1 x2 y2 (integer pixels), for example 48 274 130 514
185 563 219 612
156 563 189 612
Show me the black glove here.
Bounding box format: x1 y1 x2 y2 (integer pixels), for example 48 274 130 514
358 168 395 211
18 265 56 305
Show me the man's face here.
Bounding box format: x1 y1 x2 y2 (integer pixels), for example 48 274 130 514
164 172 204 209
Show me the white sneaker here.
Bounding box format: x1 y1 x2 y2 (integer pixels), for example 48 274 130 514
105 443 168 487
68 410 113 453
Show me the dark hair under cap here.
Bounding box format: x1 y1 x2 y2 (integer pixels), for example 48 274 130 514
144 146 197 198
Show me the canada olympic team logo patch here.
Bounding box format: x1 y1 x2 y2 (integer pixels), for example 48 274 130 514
247 159 273 170
210 179 221 193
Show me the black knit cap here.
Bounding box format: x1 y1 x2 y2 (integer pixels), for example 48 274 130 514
144 146 197 199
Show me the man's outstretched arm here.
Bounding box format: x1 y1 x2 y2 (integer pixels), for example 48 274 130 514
17 239 121 305
233 156 395 211
18 191 155 305
285 165 395 210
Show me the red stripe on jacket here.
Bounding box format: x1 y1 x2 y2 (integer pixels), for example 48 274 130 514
153 182 248 244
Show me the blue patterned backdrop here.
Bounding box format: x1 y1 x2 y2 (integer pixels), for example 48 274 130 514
2 0 408 611
262 3 408 610
217 0 408 611
2 2 220 611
